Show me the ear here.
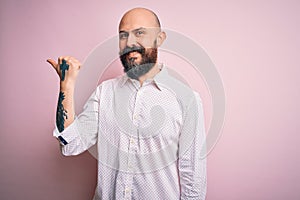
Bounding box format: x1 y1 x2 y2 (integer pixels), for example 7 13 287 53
156 31 166 47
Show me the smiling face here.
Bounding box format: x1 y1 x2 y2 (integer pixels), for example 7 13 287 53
118 8 166 80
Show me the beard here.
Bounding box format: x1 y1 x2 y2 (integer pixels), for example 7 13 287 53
119 45 158 80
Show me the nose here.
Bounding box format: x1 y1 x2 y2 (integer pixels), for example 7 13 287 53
126 33 137 48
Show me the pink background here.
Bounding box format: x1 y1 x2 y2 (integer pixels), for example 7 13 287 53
1 0 299 199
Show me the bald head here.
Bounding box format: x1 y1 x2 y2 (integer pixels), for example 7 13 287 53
118 8 167 80
119 8 161 31
118 7 166 55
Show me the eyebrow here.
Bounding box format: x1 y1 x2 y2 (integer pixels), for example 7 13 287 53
119 27 146 34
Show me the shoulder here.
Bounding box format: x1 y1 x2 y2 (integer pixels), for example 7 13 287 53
91 75 124 97
161 71 199 107
158 66 205 115
97 75 124 89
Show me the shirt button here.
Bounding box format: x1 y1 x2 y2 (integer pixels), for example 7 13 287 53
137 90 144 97
133 114 139 120
125 187 131 193
130 138 135 144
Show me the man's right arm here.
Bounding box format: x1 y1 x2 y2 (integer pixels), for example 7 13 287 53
47 56 80 133
48 56 101 156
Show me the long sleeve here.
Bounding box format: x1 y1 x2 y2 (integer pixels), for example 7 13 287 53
53 85 102 156
178 92 207 199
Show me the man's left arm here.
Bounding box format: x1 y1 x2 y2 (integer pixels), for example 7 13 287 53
178 92 207 200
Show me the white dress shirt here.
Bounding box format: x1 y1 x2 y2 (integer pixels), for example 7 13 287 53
53 65 207 200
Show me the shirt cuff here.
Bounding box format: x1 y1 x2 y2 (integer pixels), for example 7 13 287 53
53 119 79 145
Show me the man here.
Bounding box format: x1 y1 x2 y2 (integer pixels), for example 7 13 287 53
47 7 207 200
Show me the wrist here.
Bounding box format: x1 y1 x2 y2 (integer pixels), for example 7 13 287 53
60 80 76 90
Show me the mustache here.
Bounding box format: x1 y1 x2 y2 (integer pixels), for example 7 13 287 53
119 46 145 56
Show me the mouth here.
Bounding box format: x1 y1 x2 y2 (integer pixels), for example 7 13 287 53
127 51 141 63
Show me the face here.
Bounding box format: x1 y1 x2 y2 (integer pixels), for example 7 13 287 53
119 28 159 80
118 10 163 80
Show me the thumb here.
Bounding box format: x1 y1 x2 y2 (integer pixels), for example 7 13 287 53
47 58 58 70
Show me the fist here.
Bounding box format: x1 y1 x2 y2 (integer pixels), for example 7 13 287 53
47 56 81 83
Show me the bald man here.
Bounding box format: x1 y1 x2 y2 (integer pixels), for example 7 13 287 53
47 8 207 200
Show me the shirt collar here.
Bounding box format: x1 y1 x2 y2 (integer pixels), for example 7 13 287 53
120 63 169 91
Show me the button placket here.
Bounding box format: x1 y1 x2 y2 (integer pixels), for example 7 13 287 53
132 87 143 126
124 163 135 199
124 82 145 199
124 134 137 199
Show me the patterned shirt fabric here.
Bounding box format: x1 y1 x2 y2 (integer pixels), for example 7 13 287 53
53 64 207 200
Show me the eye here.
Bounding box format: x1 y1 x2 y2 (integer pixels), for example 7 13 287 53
136 30 145 37
119 32 128 39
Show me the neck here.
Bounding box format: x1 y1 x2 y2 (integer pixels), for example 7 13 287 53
138 62 161 86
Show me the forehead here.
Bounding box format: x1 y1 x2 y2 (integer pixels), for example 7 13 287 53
119 11 159 31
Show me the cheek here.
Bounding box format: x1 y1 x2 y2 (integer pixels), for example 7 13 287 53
119 41 126 52
139 37 157 48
